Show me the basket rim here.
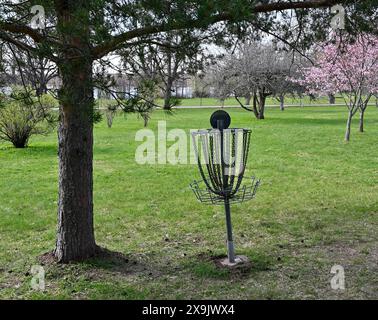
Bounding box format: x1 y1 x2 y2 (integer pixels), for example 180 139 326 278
190 177 260 205
191 128 252 136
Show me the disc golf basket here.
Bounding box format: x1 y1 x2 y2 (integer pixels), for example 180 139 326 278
190 110 260 264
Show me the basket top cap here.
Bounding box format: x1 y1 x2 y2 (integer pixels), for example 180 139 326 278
210 110 231 129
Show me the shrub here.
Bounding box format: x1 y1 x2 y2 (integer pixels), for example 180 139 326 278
38 93 59 109
0 93 55 148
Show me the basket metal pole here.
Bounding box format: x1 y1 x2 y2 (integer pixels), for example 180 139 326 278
224 198 235 263
218 119 236 263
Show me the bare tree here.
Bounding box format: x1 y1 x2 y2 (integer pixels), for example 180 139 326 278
207 59 235 107
1 44 57 96
210 43 300 118
122 32 204 110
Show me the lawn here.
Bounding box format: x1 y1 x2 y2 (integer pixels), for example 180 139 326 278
0 106 377 299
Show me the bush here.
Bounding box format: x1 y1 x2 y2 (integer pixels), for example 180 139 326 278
38 93 59 109
0 93 55 148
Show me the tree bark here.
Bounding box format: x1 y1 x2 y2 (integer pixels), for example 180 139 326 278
257 91 266 119
54 58 96 262
279 94 285 111
345 111 353 142
163 81 173 110
163 51 173 110
54 1 96 263
359 110 365 133
328 94 335 104
252 92 259 119
54 58 96 263
245 94 251 106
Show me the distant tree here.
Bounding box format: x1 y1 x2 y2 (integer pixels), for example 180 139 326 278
192 70 213 106
207 59 235 107
273 61 306 112
21 54 57 97
212 43 300 118
328 93 336 104
104 104 118 128
122 31 204 110
296 34 378 141
1 44 57 96
132 78 157 127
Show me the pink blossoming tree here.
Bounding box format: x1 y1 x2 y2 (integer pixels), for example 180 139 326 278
295 35 378 141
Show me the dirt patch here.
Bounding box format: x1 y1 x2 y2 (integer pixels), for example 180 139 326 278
196 253 253 277
38 251 58 265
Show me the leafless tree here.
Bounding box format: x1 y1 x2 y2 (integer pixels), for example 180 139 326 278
1 43 57 96
121 32 204 110
209 43 302 118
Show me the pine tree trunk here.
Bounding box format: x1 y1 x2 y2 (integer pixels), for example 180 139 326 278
54 58 96 263
54 2 96 263
345 111 353 142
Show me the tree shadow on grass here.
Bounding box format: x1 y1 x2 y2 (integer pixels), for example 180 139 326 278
0 144 57 156
40 246 181 281
82 248 272 284
39 246 275 285
25 145 57 155
82 247 147 274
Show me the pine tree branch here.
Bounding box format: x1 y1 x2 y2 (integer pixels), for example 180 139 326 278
93 0 346 58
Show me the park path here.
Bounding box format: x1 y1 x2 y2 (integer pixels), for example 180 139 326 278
171 103 376 109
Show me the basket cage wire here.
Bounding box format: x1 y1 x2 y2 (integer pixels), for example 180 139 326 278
191 128 260 204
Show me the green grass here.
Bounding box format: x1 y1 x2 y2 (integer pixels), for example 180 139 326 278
0 106 377 299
